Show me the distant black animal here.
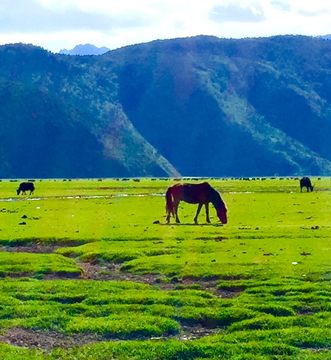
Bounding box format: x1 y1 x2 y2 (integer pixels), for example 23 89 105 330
17 182 35 195
300 177 313 192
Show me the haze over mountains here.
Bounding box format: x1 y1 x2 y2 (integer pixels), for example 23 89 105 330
1 35 331 178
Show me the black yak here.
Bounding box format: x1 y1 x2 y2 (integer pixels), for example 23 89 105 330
17 182 35 195
300 177 313 192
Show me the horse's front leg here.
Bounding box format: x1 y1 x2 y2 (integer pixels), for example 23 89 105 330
194 203 203 224
205 203 210 223
174 200 180 223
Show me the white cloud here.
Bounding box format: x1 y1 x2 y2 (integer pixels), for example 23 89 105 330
0 0 331 52
0 0 154 34
298 8 331 17
209 3 266 23
270 1 291 12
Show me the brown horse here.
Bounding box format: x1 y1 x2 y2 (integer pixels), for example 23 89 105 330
166 182 227 224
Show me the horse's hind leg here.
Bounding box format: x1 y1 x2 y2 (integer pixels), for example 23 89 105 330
166 208 173 223
166 212 171 224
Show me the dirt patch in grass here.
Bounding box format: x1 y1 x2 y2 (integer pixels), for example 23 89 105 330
0 327 105 349
0 327 99 349
0 271 81 280
0 325 220 350
216 285 247 299
177 325 219 341
0 240 86 253
79 263 242 297
80 262 194 288
0 243 243 297
79 261 161 284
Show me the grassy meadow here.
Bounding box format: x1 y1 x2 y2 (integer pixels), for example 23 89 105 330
0 177 331 359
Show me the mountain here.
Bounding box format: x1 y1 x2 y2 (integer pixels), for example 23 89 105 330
1 36 331 178
59 44 110 56
320 35 331 41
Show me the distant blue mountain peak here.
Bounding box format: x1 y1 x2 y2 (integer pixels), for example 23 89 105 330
59 44 110 56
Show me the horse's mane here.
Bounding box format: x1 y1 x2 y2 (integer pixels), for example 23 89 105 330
210 187 225 209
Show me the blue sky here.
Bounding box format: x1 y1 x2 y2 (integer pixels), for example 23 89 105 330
0 0 330 52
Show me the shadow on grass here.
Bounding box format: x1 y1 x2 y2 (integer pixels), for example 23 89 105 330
161 223 225 226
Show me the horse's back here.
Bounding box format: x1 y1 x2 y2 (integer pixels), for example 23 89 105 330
180 182 212 204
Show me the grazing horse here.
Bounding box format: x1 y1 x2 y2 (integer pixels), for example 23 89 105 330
166 182 227 224
300 177 313 192
17 182 35 195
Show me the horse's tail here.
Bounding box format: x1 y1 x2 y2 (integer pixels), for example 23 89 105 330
165 187 174 218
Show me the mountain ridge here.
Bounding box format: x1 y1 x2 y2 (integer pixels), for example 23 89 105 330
0 35 331 177
59 44 110 56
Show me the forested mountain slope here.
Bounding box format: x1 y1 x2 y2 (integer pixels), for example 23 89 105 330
1 35 331 177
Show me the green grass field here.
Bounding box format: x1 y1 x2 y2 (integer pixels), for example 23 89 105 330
0 177 331 359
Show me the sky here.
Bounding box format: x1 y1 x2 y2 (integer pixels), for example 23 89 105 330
0 0 331 53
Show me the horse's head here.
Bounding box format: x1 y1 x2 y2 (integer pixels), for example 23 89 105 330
211 191 227 224
16 188 20 195
217 204 227 224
